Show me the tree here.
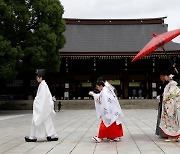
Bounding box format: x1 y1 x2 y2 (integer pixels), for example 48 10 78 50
0 0 66 81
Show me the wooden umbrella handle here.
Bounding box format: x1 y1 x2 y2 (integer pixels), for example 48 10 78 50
161 46 180 77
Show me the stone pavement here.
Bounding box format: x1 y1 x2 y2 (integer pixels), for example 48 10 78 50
0 109 180 154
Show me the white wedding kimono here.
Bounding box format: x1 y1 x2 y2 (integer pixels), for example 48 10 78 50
29 80 57 139
159 80 180 137
93 81 123 127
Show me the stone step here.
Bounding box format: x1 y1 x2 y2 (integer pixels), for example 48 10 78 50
0 99 159 110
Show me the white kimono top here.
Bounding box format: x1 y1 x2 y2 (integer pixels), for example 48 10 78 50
33 80 55 126
163 80 180 110
159 80 180 137
93 81 123 127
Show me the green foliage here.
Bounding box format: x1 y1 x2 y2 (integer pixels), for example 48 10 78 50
0 35 19 81
0 0 66 81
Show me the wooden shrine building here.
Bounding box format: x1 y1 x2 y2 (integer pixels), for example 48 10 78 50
58 17 180 99
1 17 180 100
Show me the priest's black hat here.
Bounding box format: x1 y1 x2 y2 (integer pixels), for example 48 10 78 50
36 69 46 77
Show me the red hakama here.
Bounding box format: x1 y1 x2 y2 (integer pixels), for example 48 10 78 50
98 121 123 139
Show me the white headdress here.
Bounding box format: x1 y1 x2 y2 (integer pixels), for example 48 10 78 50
169 74 174 79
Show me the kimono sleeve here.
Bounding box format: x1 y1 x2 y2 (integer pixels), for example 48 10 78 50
33 84 47 114
93 93 101 119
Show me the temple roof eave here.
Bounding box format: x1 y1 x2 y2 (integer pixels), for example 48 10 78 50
64 17 167 25
59 50 180 57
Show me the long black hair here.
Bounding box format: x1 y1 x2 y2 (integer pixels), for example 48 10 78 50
96 77 105 86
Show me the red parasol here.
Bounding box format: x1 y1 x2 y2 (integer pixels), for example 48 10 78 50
131 29 180 74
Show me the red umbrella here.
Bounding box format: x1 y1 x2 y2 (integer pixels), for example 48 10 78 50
131 29 180 74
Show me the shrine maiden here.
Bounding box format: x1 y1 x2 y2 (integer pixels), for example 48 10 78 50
89 77 123 142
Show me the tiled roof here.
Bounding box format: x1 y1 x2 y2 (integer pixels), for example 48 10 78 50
59 18 180 55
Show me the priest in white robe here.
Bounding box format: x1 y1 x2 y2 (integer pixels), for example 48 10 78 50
89 77 123 143
25 69 58 142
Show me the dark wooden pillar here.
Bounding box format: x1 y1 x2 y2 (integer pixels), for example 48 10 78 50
64 57 70 99
122 58 129 99
152 58 157 99
91 57 97 89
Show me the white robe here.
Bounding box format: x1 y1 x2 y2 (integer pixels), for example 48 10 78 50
93 81 123 127
30 80 57 138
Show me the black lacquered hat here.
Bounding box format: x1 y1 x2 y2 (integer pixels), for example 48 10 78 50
36 69 46 77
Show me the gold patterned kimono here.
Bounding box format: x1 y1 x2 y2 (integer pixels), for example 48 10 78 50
159 80 180 138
